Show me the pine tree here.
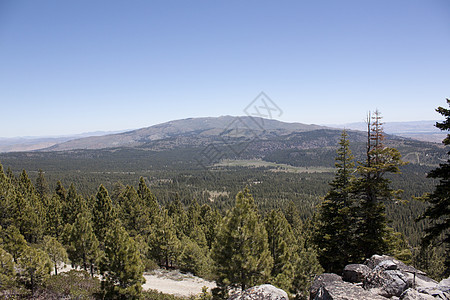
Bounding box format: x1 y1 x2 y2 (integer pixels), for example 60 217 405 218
55 180 66 203
16 246 52 295
420 99 450 276
0 162 15 229
137 177 160 223
167 194 188 238
148 209 180 268
42 235 68 275
63 183 83 225
35 169 49 200
100 223 144 299
44 193 63 238
264 209 298 292
315 130 357 272
92 185 116 244
199 204 222 249
212 188 273 291
352 110 406 260
0 246 15 291
65 210 100 276
0 225 27 263
118 185 152 237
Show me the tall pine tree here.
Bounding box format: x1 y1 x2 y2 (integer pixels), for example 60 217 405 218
212 188 273 292
315 130 357 273
420 99 450 276
352 110 406 260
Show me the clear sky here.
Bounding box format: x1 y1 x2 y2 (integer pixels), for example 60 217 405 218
0 0 449 137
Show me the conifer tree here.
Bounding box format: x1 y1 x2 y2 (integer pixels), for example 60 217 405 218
44 193 63 238
137 177 160 223
212 188 273 292
0 162 15 229
65 210 100 276
35 169 49 200
420 99 450 276
42 235 68 275
55 180 66 202
16 246 52 295
118 185 152 237
92 185 116 244
0 225 27 263
100 223 144 299
199 204 222 249
0 246 15 291
63 183 83 225
352 110 406 260
315 130 357 272
148 209 180 268
167 194 188 238
264 209 298 292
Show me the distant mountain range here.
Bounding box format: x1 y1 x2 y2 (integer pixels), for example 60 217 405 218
328 120 445 143
0 130 128 152
0 117 445 153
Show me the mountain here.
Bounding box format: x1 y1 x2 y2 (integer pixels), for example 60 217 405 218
0 130 128 153
329 120 445 143
45 116 327 151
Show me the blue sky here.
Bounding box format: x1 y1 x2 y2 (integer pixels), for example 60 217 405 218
0 0 449 137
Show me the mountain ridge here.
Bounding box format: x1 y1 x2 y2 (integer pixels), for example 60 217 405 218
44 116 329 151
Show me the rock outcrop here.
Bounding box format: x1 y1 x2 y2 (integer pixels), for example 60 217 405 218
311 255 450 300
228 284 288 300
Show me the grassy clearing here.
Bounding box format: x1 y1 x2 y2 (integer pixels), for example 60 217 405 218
214 159 334 173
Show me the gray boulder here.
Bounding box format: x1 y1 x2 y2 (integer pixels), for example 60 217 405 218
228 284 288 300
343 264 371 283
311 273 387 300
364 265 410 297
400 288 435 300
365 255 426 276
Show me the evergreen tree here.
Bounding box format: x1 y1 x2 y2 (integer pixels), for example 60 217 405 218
65 210 100 276
118 185 152 237
420 99 450 276
137 177 160 223
167 194 188 238
16 246 52 295
92 184 116 244
315 130 357 272
178 235 213 279
264 209 298 292
0 225 27 263
292 242 323 299
44 193 63 238
284 201 303 236
42 235 68 275
148 209 180 268
100 223 144 299
0 162 15 229
0 246 15 291
35 169 49 200
352 111 406 260
199 204 222 249
55 180 66 203
212 188 273 291
63 183 82 224
14 170 45 243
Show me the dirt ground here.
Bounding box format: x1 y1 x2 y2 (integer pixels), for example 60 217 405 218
142 269 216 297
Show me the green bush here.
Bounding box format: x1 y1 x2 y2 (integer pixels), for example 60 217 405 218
42 270 101 299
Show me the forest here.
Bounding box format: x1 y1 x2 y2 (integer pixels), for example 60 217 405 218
0 105 449 299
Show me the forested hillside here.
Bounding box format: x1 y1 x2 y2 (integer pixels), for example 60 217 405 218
0 111 448 299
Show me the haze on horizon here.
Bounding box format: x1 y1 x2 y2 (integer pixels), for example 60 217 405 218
0 0 449 138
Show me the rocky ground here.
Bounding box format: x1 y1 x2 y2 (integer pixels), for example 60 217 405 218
311 255 450 300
